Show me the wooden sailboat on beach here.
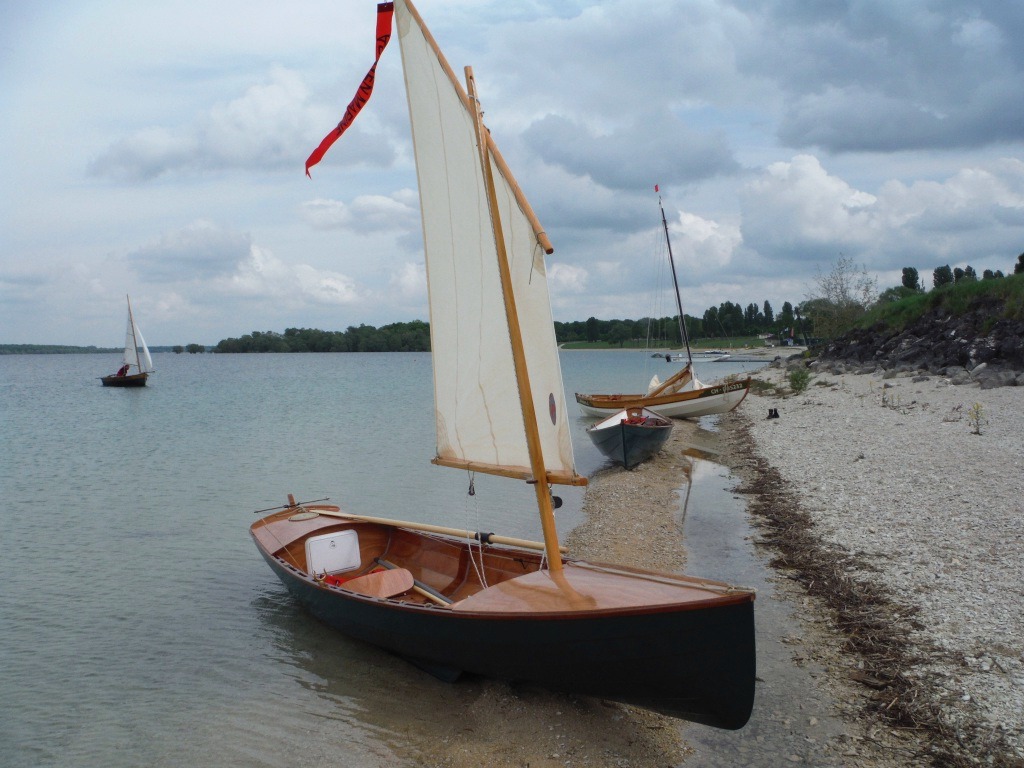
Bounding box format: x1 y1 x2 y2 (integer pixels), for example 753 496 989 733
587 406 673 470
100 295 153 387
575 195 751 418
251 0 755 729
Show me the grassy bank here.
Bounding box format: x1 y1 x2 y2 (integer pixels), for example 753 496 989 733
861 272 1024 331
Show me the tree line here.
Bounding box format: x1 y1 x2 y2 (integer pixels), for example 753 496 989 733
214 322 431 353
554 298 800 347
212 253 1024 352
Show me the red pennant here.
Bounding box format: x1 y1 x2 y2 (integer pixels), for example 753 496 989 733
305 2 395 177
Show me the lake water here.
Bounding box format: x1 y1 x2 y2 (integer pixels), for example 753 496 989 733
1 350 777 767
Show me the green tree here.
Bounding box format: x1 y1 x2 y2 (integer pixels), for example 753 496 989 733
778 302 795 328
607 321 631 347
763 300 774 326
933 265 954 288
702 306 720 337
1015 253 1024 274
901 267 922 291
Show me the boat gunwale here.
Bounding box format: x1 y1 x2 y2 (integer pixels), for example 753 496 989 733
252 518 754 622
575 377 752 410
262 547 752 617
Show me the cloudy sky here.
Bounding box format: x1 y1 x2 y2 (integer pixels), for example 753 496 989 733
3 0 1023 346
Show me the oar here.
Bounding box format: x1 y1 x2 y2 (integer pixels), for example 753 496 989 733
308 508 567 553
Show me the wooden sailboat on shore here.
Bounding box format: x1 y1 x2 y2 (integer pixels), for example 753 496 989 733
100 295 153 387
587 406 673 469
575 195 751 418
251 0 755 729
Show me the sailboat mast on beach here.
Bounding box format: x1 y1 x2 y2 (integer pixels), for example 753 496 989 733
251 0 755 728
101 295 154 387
575 191 752 419
660 188 695 368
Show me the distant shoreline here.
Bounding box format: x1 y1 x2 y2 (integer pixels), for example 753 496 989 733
0 345 120 355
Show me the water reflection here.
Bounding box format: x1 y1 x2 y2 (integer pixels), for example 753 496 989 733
679 418 854 766
249 585 492 766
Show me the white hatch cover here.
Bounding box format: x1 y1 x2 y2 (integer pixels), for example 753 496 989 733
305 529 361 575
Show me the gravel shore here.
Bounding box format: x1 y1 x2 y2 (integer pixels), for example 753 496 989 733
409 352 1022 767
730 362 1024 766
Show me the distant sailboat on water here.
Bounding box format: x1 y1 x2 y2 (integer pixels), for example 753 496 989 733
101 295 153 387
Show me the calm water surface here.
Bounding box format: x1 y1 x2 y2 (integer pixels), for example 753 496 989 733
0 351 768 767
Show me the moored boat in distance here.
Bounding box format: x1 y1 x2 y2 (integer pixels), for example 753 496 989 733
576 364 751 419
251 0 755 730
575 194 750 419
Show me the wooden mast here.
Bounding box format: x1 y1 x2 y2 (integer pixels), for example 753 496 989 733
465 66 564 572
659 195 693 366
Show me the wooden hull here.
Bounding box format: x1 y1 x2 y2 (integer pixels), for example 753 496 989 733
587 407 673 469
251 506 756 729
576 377 751 419
101 373 148 387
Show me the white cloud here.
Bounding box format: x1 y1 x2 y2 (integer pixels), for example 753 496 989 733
300 192 420 233
128 220 252 282
547 262 588 295
670 210 743 272
87 67 396 181
389 261 426 300
740 155 878 261
4 0 1024 345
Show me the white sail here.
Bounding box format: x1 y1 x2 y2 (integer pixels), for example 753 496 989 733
122 311 138 371
134 323 154 373
395 0 576 483
121 297 154 374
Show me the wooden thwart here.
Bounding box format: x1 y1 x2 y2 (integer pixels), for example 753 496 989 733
342 568 415 599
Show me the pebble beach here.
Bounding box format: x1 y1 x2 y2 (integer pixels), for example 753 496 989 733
729 360 1024 765
404 350 1024 767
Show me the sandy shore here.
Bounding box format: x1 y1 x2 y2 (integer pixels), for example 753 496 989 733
728 361 1024 766
411 352 1022 767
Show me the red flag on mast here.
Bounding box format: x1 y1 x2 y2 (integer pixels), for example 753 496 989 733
305 3 395 177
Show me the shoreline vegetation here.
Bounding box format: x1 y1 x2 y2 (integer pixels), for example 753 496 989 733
7 268 1021 356
0 337 777 355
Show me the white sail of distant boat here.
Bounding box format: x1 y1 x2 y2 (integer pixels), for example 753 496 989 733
101 295 153 387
